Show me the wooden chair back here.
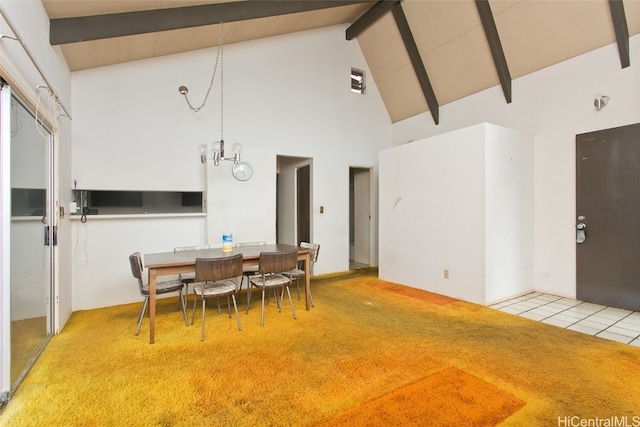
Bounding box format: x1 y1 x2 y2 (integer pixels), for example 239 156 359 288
195 254 244 282
258 249 298 275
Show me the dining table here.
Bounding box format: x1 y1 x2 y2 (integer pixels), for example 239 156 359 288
143 243 311 344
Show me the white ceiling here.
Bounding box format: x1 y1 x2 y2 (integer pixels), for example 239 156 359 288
41 0 640 124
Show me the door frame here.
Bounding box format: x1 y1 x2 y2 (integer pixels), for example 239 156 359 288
349 166 375 268
0 84 56 403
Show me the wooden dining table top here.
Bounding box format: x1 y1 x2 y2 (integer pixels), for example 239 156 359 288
144 243 308 269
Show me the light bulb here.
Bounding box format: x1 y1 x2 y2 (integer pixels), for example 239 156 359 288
198 144 207 163
211 141 222 154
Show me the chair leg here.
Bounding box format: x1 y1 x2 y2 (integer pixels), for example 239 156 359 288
200 298 207 341
231 294 242 331
136 297 149 336
226 296 232 318
179 290 188 326
285 285 297 320
295 278 301 300
246 284 252 314
260 289 266 327
191 294 198 325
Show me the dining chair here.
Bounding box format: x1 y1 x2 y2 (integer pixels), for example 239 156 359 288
191 254 244 341
291 242 320 307
234 241 266 294
174 244 210 303
246 248 298 327
129 252 188 336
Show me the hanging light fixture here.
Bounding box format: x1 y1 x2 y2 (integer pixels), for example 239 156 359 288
178 22 252 180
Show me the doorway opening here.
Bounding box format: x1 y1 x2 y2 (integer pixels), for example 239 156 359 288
349 167 372 270
276 156 312 246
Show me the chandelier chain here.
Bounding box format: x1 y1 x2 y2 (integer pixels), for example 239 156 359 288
220 25 224 141
183 23 224 113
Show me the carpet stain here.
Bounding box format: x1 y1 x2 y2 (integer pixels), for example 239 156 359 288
318 366 525 426
368 281 458 305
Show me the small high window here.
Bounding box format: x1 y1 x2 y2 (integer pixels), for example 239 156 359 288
351 68 365 94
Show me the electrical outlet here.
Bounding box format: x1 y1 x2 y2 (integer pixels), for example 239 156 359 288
444 269 449 279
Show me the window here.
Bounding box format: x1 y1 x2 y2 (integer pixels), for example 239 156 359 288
75 190 203 215
351 68 366 94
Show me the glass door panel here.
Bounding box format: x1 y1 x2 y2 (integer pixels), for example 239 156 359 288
2 86 53 398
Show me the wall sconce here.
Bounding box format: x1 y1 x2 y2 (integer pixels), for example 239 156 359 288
594 94 609 110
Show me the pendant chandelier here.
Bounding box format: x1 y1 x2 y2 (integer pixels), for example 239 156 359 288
178 22 252 180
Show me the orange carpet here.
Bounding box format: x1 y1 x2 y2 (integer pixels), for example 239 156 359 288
3 268 640 426
319 366 525 426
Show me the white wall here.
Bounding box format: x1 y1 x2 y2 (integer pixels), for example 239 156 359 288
70 25 391 309
485 125 534 303
72 215 206 310
379 123 533 305
391 35 640 300
206 146 277 247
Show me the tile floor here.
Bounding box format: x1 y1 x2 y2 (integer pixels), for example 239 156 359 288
490 292 640 347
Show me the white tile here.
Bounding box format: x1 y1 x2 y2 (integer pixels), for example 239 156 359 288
517 300 545 309
601 306 633 315
572 319 608 332
549 312 587 323
528 295 560 303
545 302 573 311
496 292 640 346
554 298 582 307
528 307 561 317
604 325 639 338
498 306 527 315
618 314 640 326
589 311 624 324
541 317 573 328
609 321 640 335
490 302 509 309
567 323 601 336
596 330 633 344
519 311 547 321
577 302 607 312
565 305 602 315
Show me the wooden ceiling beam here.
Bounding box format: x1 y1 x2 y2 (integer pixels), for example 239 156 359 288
50 0 370 45
391 2 439 125
475 0 512 104
608 0 630 68
346 0 398 40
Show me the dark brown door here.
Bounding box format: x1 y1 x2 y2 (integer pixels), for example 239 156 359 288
576 123 640 310
296 165 310 244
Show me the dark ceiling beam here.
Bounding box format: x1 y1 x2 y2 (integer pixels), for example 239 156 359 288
475 0 512 104
608 0 630 68
391 2 439 125
346 0 398 40
50 0 370 45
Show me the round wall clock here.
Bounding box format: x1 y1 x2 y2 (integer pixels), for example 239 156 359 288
232 161 253 181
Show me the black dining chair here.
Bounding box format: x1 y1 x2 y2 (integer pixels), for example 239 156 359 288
191 254 244 341
246 248 298 326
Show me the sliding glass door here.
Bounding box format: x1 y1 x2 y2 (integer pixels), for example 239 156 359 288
1 84 54 402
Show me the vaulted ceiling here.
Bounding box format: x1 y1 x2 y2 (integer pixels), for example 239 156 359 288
41 0 640 124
